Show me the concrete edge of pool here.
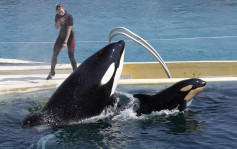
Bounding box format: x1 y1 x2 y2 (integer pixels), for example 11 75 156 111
0 58 237 95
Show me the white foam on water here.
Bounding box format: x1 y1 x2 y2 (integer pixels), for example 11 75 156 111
115 91 137 108
112 108 138 121
150 109 180 116
112 106 181 122
67 104 119 125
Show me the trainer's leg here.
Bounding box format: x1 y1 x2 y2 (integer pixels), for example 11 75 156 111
47 38 62 80
68 52 77 71
51 38 63 74
67 35 77 71
50 48 61 74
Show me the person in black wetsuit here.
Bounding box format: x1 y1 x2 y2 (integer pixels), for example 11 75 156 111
47 4 77 80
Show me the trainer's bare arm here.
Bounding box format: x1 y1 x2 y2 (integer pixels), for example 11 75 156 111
55 17 64 29
55 20 60 29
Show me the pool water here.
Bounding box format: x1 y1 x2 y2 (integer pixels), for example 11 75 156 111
0 81 237 148
1 0 237 149
0 0 237 63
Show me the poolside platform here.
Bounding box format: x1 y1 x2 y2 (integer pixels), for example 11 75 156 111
0 58 237 94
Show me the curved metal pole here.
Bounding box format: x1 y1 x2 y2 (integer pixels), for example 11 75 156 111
109 27 170 73
109 27 169 71
111 32 163 64
109 27 172 78
110 32 172 78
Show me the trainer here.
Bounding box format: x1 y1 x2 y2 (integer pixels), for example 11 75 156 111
47 4 77 80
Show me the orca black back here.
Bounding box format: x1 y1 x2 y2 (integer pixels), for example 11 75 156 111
134 78 206 116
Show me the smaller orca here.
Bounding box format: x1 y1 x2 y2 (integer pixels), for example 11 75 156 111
133 78 206 116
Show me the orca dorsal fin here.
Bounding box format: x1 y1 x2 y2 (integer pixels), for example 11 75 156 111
133 94 151 104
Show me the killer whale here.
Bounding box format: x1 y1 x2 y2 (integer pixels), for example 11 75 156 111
22 40 125 127
134 78 206 116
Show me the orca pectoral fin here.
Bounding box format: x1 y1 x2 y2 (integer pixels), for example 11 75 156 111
133 94 151 104
21 112 43 128
178 100 187 111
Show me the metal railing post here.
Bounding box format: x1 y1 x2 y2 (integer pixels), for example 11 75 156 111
109 27 172 78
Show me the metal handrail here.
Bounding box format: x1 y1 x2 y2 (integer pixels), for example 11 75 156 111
109 27 172 78
109 27 166 66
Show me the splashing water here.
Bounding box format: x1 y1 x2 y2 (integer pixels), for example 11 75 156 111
82 91 185 123
39 90 184 126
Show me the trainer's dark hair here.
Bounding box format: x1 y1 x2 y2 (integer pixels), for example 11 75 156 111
56 4 64 10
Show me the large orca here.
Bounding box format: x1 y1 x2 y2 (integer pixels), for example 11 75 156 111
134 78 206 116
22 40 125 127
